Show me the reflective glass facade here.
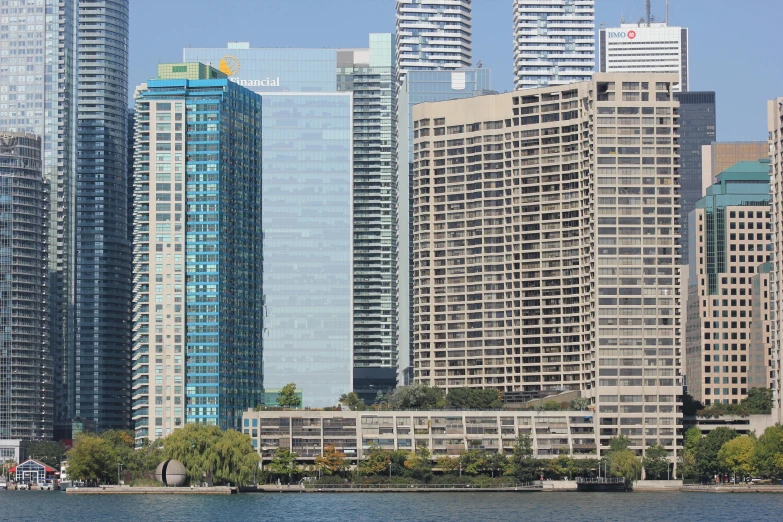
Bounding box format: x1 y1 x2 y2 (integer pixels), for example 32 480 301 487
0 0 76 438
0 133 51 439
336 35 397 401
73 0 131 432
674 91 716 265
396 68 492 383
132 64 264 441
184 47 354 407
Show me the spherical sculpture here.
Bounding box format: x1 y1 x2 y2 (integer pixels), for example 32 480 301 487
155 459 187 487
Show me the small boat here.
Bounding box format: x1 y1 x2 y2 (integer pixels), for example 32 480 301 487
0 479 7 491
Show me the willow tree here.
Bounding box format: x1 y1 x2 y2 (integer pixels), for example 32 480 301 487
162 424 259 486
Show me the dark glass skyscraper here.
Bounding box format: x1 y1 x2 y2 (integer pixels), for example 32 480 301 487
0 133 52 440
674 91 716 265
72 0 131 431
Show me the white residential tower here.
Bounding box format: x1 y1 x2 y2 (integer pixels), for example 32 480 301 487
513 0 595 90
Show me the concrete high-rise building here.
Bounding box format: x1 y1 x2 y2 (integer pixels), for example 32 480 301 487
396 68 492 384
685 160 772 405
674 91 716 265
0 133 52 440
750 262 774 392
184 45 354 407
599 23 689 92
336 35 398 401
132 63 264 442
411 74 683 453
701 142 769 197
395 0 472 81
513 0 595 90
768 98 783 421
71 0 132 433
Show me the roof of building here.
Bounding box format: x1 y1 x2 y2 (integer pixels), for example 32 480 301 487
10 459 56 473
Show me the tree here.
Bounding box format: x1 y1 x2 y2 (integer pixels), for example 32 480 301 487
382 383 445 410
26 441 66 469
435 455 461 474
212 429 261 486
608 434 631 452
66 434 117 484
315 444 348 476
679 427 702 479
403 446 432 480
509 434 538 482
459 449 487 475
162 423 259 486
753 424 783 478
532 400 565 411
570 397 591 411
695 427 739 480
277 382 302 409
267 449 298 484
357 444 391 476
642 443 670 479
445 388 502 409
339 392 368 411
547 455 577 479
605 436 641 482
608 449 642 482
742 388 773 415
718 435 757 480
483 452 508 478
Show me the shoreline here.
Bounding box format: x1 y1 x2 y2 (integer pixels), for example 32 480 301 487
65 486 236 495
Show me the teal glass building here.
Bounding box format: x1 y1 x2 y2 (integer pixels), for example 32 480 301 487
685 160 772 405
132 63 264 441
184 45 355 407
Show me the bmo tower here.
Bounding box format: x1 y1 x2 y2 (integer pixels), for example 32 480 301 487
599 23 689 91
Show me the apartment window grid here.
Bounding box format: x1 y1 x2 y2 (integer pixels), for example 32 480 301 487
132 76 263 442
411 75 682 453
513 0 596 90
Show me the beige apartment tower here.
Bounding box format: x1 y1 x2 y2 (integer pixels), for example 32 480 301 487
768 98 783 421
411 73 683 452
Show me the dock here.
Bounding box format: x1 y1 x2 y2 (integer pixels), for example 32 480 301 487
66 485 236 495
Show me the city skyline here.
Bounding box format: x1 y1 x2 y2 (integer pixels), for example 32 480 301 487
129 0 782 142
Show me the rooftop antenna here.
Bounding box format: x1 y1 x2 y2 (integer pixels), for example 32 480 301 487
666 0 670 24
477 60 483 68
646 0 651 26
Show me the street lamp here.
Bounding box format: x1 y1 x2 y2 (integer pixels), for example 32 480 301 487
117 462 123 486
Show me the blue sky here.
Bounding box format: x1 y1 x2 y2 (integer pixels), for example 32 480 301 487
130 0 782 141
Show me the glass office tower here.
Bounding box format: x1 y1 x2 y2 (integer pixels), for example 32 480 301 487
184 45 354 407
396 68 492 383
674 91 716 265
132 63 264 442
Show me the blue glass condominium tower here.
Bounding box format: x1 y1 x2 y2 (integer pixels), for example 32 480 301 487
184 44 356 407
131 63 264 442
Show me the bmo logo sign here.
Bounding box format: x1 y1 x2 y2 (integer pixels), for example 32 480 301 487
608 30 637 39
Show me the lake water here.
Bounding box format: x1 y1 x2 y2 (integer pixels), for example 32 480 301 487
3 491 782 521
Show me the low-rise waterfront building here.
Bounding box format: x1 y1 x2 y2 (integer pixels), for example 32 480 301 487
242 408 597 462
